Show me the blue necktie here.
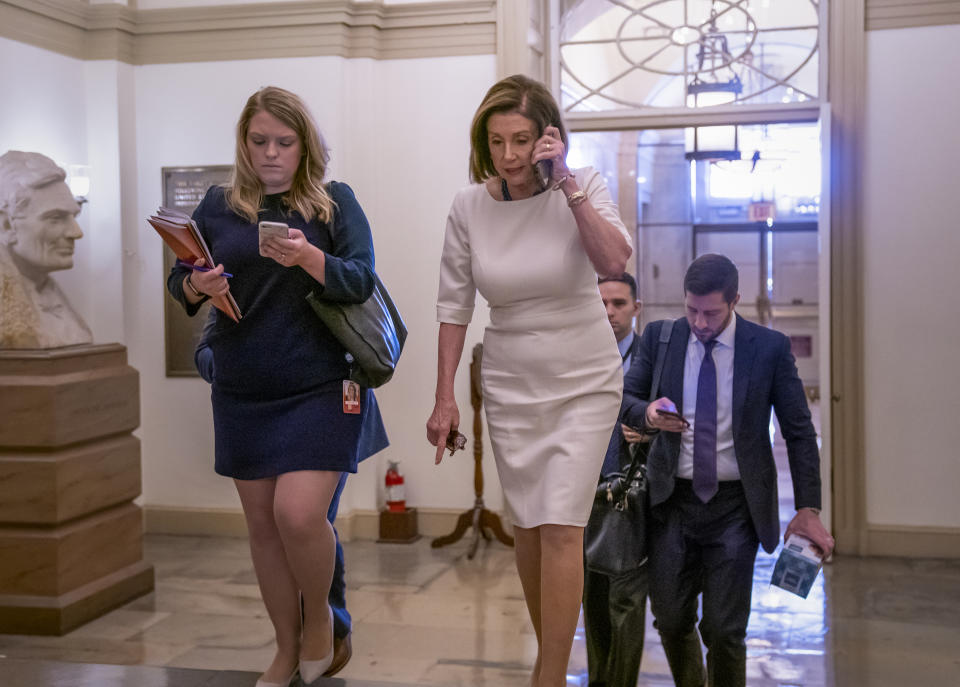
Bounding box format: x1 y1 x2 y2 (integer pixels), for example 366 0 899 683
693 339 718 503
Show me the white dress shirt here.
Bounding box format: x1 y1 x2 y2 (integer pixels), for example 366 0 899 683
617 330 636 373
677 314 740 482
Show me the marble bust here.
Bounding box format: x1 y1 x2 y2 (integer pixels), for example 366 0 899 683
0 151 92 349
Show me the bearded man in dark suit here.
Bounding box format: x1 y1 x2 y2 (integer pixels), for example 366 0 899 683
620 254 833 687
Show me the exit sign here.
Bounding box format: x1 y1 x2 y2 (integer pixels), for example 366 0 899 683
748 201 776 223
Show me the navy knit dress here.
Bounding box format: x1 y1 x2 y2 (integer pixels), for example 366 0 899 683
167 182 389 479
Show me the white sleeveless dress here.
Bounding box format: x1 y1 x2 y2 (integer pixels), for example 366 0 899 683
437 167 630 528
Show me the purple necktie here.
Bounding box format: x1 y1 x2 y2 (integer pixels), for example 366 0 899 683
693 339 718 503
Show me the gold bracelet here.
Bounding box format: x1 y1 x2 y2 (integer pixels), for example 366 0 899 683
552 173 574 191
185 272 202 298
566 190 587 208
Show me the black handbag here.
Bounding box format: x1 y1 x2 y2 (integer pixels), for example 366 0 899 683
306 274 406 388
305 189 407 388
584 452 650 575
583 319 674 576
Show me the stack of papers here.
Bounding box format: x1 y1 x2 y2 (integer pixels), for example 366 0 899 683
148 207 241 322
770 534 823 598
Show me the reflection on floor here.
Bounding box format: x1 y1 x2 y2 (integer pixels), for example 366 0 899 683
2 528 959 686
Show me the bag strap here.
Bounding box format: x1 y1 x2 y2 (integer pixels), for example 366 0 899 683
648 318 674 403
622 319 675 479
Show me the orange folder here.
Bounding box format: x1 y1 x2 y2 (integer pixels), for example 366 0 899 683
148 208 242 322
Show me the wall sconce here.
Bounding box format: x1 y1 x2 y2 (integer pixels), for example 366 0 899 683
66 164 91 204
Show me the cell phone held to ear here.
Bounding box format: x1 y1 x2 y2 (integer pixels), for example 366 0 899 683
258 221 290 256
534 159 552 191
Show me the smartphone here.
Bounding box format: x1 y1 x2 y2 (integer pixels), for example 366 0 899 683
534 159 552 191
258 221 290 240
535 121 556 191
258 221 289 257
656 408 690 426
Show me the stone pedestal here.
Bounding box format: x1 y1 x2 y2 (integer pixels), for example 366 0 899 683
0 344 154 635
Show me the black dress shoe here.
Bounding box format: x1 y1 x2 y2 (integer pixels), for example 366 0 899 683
323 632 352 677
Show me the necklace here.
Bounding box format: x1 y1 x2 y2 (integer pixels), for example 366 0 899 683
500 177 512 201
500 177 545 201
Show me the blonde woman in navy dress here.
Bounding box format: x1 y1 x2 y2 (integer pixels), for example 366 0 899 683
168 87 387 687
427 75 632 687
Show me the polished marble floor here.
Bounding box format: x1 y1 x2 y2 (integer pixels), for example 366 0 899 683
2 528 958 686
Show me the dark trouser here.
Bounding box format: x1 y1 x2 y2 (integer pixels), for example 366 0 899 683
327 472 350 640
648 480 759 687
582 564 647 687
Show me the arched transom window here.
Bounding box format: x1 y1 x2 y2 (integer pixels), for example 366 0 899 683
558 0 820 113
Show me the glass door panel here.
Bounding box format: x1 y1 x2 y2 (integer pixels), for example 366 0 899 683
568 120 821 388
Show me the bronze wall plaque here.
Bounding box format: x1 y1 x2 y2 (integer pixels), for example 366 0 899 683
161 166 232 377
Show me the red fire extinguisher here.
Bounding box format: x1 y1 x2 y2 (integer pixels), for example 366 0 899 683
385 460 406 513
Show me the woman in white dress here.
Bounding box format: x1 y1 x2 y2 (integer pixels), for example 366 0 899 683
426 75 633 687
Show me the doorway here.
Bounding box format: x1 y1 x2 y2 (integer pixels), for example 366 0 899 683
569 120 823 395
569 118 830 683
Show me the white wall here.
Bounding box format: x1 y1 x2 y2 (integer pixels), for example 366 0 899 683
0 39 88 170
336 56 499 515
862 25 960 528
8 17 960 537
0 38 94 321
0 40 135 347
126 54 497 514
130 57 361 511
1 33 499 519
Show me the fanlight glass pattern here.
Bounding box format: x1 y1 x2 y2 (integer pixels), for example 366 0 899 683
559 0 819 112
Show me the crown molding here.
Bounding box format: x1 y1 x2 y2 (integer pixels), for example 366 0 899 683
0 0 496 63
867 0 960 29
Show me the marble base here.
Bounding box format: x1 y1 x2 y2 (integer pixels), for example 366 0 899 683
0 503 145 596
0 344 139 448
0 434 141 524
0 344 153 635
0 561 155 635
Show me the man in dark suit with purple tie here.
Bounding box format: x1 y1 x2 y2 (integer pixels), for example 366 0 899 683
620 254 833 687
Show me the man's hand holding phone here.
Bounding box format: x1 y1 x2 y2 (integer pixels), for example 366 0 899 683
646 397 690 433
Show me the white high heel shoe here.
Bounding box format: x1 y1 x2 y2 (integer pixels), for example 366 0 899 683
299 607 335 685
253 668 298 687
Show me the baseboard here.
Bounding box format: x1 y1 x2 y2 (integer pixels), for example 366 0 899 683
342 507 514 542
143 505 511 543
865 524 960 558
143 505 249 538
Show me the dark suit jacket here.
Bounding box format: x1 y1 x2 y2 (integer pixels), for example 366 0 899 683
600 333 644 475
620 314 821 553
